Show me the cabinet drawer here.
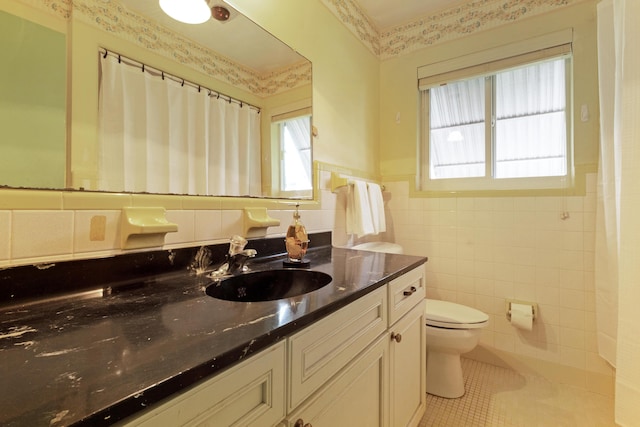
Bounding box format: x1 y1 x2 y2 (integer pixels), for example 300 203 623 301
287 286 387 411
388 266 425 326
121 341 286 427
284 335 389 427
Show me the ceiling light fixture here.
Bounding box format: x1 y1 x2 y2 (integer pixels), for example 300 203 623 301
211 5 230 22
159 0 212 24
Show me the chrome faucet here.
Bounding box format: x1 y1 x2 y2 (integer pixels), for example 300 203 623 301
208 235 256 278
226 249 257 274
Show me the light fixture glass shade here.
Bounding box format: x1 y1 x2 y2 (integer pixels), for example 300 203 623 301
159 0 211 24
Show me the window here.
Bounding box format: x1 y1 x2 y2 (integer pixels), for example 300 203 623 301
279 116 312 191
269 107 312 197
419 38 573 192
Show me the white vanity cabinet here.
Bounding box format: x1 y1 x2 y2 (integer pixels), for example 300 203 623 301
120 341 286 427
283 266 426 427
121 265 426 427
287 287 387 412
282 287 389 427
283 335 389 427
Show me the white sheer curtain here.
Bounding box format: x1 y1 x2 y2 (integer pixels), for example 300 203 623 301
282 116 312 190
98 53 261 196
494 60 567 178
596 1 640 425
427 58 567 180
595 0 619 369
429 76 486 179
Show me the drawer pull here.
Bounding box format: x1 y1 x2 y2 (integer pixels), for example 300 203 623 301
403 286 417 296
391 332 402 343
294 419 312 427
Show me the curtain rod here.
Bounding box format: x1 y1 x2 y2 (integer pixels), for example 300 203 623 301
99 48 261 113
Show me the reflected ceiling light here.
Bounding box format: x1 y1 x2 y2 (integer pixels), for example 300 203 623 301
447 130 464 142
159 0 212 24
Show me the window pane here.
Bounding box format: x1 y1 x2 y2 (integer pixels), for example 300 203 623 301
429 77 485 179
495 59 567 178
281 116 312 191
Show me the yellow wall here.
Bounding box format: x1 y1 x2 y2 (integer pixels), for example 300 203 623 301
0 5 66 189
378 1 599 193
228 0 381 176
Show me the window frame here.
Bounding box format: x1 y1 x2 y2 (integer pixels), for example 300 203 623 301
268 103 313 199
417 31 574 193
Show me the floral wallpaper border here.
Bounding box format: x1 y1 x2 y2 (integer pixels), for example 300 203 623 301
321 0 590 60
21 0 589 82
19 0 71 19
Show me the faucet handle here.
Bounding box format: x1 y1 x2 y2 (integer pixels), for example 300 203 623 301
228 235 248 255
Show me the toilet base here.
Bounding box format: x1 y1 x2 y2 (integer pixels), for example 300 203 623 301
426 351 465 398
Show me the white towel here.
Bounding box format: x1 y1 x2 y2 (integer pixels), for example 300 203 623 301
346 180 375 238
367 183 386 234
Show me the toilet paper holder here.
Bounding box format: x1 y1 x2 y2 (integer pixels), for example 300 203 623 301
505 300 538 322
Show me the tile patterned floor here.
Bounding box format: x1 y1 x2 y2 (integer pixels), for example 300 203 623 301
419 358 616 427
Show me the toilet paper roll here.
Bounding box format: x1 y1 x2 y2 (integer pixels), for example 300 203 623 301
510 303 533 331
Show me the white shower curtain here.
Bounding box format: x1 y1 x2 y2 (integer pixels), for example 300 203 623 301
595 0 619 371
596 1 640 425
98 53 261 197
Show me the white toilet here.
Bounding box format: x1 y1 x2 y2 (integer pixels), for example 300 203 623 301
425 299 489 398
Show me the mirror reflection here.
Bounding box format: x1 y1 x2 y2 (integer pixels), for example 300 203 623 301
0 8 66 189
1 0 313 199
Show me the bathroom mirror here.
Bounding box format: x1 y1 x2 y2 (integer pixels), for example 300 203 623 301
0 0 313 199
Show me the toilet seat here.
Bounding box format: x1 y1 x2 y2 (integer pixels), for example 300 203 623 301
425 299 489 329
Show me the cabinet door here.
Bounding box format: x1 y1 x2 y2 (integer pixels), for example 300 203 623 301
389 302 426 427
121 341 286 427
285 335 389 427
288 286 387 411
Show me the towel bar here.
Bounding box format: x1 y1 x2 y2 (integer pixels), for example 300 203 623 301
330 173 385 193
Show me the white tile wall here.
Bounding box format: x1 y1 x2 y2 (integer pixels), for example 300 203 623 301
0 211 11 266
165 210 196 245
385 173 613 377
194 210 223 241
0 170 340 267
11 210 75 263
73 210 121 255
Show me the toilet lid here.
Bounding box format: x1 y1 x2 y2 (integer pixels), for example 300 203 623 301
425 299 489 329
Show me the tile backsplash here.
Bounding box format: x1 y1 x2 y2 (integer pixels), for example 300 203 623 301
0 171 341 268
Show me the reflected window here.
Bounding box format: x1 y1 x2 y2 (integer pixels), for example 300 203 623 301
270 107 312 197
280 116 312 191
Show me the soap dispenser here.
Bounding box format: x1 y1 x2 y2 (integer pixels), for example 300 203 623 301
284 204 310 268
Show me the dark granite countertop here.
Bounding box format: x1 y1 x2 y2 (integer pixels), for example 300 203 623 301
0 237 426 426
